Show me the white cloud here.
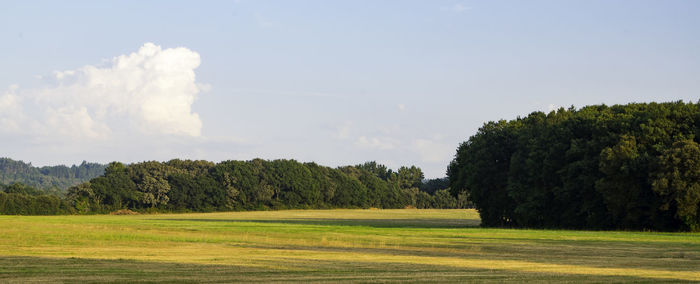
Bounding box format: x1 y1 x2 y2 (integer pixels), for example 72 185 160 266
355 136 396 150
0 85 24 132
397 103 406 111
452 3 471 13
1 43 204 139
548 104 560 112
442 3 471 13
334 121 352 140
53 70 75 80
413 138 453 163
45 106 111 139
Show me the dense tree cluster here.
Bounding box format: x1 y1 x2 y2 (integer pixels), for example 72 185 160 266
61 159 468 214
449 101 700 231
0 183 71 215
0 158 106 191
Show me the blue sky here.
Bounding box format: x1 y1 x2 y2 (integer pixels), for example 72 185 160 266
1 1 698 177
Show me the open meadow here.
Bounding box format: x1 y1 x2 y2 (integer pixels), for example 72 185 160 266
1 209 699 283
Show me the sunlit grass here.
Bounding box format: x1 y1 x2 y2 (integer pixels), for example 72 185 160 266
1 209 699 282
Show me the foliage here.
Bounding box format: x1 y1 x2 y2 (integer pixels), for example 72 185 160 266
0 158 106 191
420 177 449 195
46 159 468 214
651 139 700 231
0 187 71 215
449 101 700 231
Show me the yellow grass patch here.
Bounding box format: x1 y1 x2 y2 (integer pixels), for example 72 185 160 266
1 209 698 282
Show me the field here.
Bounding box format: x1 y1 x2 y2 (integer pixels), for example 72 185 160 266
0 209 699 283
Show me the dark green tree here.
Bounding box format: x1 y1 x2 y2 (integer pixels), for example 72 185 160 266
652 139 700 231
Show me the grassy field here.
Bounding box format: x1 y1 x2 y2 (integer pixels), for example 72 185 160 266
0 209 699 283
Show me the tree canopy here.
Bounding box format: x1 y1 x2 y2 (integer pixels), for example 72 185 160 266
49 159 467 214
0 158 105 191
448 101 700 231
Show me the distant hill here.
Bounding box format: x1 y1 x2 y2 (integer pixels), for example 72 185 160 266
0 158 106 191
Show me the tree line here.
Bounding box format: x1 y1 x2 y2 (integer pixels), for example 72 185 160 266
0 158 106 191
1 160 469 215
448 101 700 231
0 182 71 215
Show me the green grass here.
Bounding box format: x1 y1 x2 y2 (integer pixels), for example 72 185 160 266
0 209 698 283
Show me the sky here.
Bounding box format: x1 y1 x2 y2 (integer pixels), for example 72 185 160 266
0 1 699 178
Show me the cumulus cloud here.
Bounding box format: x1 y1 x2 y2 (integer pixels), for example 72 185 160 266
1 43 204 139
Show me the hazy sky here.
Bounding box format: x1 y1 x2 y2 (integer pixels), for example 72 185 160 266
1 1 698 177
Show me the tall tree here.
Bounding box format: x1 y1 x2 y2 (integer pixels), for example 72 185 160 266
652 139 700 231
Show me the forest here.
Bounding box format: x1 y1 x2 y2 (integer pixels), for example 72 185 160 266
0 158 105 191
448 101 700 231
0 159 467 215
